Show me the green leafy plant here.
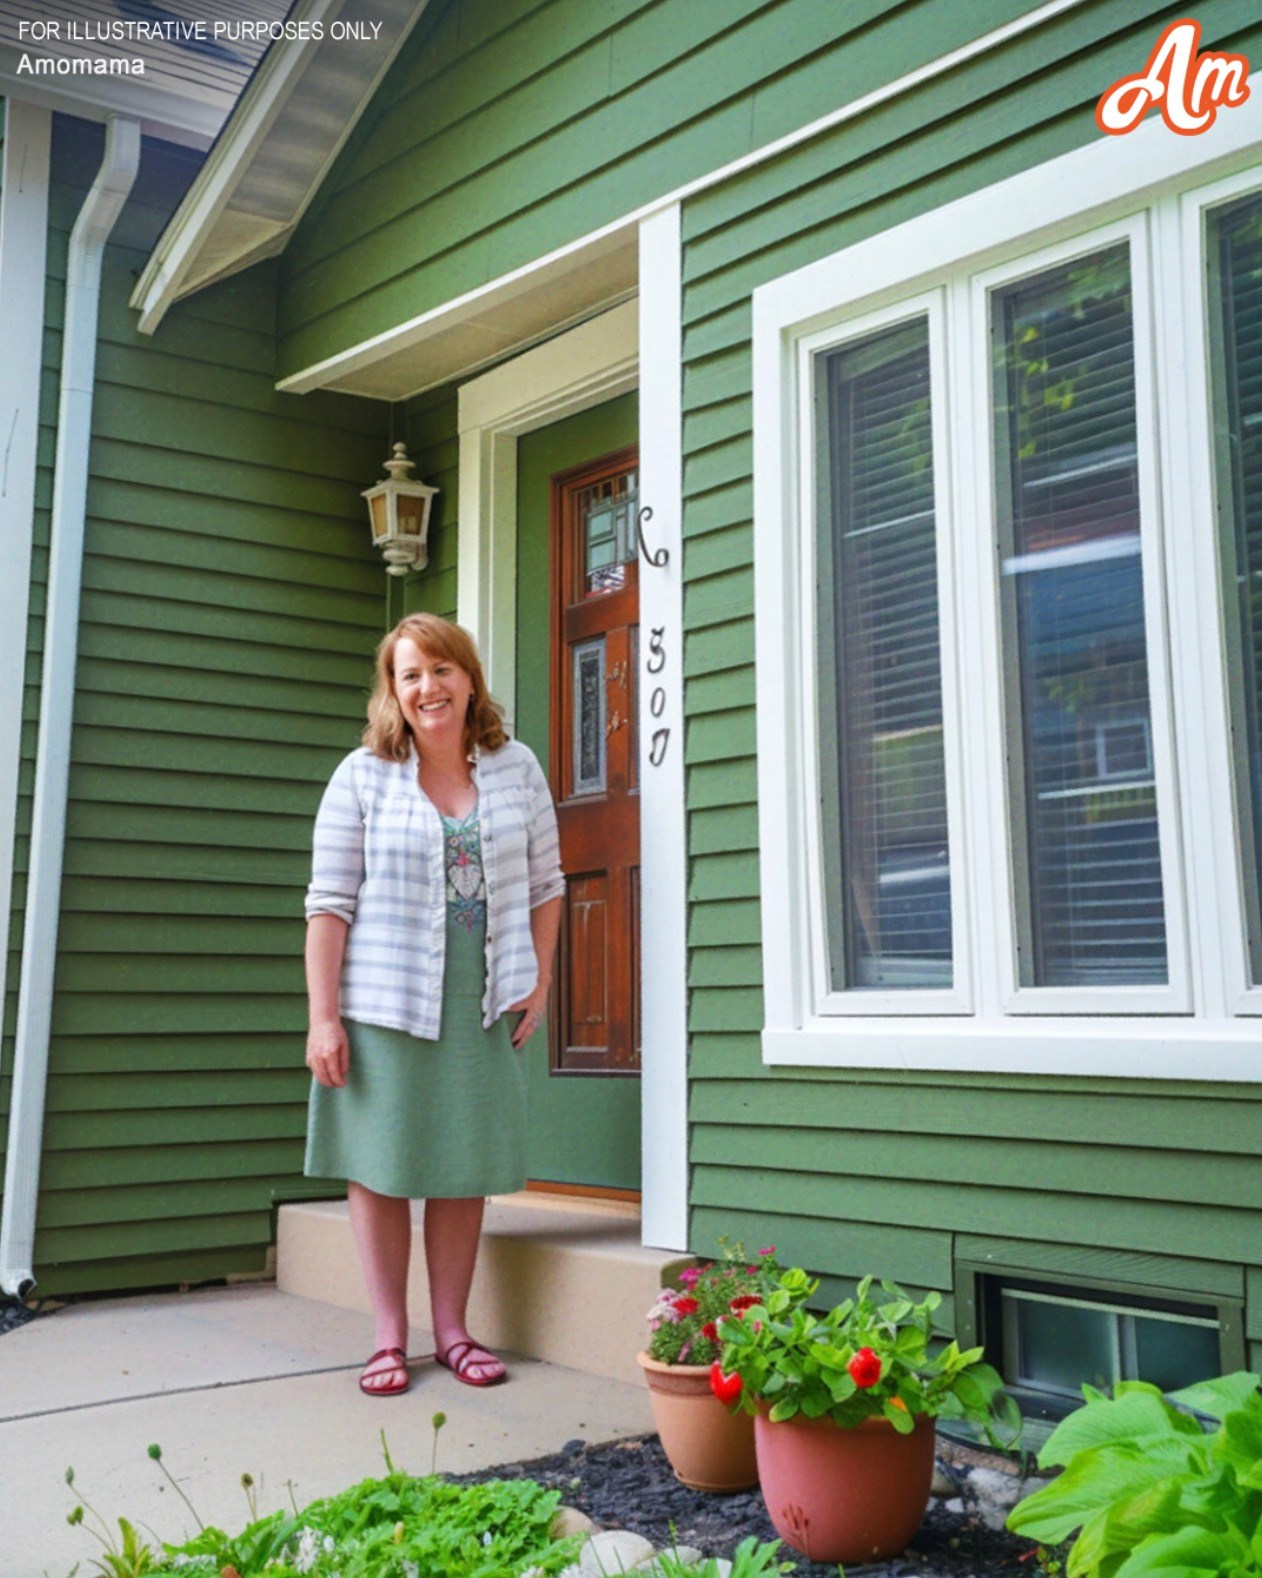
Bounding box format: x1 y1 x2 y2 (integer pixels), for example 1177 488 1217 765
64 1444 585 1578
653 1535 794 1578
716 1270 1020 1448
1007 1372 1262 1577
646 1238 779 1369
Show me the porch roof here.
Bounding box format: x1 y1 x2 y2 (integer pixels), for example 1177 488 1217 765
130 0 428 334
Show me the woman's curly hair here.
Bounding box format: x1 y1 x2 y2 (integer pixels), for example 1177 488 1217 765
363 613 508 761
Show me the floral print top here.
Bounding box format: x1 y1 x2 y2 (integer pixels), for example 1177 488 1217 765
441 808 487 932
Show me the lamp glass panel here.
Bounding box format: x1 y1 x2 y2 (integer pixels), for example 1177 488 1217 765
369 494 390 541
396 493 425 535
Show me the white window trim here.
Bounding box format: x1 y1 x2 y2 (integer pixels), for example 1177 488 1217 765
1179 165 1262 1019
752 97 1262 1081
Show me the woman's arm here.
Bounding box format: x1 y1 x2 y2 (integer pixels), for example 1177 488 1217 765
306 912 350 1086
509 895 562 1049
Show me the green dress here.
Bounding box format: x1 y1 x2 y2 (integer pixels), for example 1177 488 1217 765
304 807 528 1198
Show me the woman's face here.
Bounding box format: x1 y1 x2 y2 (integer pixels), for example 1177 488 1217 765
392 636 474 752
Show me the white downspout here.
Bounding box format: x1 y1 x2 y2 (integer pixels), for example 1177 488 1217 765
0 115 141 1298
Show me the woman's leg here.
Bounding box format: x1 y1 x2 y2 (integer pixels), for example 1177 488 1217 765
347 1180 413 1390
425 1195 505 1383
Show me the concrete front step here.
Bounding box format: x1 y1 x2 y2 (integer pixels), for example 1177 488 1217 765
277 1191 686 1388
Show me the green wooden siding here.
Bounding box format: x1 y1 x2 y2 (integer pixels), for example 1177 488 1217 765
3 118 390 1295
678 0 1262 1359
400 384 461 621
276 0 1062 381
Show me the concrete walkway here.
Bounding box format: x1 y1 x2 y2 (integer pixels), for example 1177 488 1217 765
1 1282 654 1578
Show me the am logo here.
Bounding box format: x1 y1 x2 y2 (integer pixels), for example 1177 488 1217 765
1096 17 1249 136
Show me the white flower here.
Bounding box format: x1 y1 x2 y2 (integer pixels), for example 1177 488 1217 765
292 1527 321 1574
482 1531 493 1547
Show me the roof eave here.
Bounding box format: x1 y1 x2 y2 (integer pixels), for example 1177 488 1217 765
131 0 429 335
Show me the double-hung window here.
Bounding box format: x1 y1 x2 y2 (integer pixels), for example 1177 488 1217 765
752 102 1262 1079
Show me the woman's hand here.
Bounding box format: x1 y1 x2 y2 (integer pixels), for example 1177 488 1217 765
307 1017 350 1087
508 984 549 1049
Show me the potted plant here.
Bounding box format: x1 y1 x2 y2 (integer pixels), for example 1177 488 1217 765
715 1268 1022 1564
635 1241 775 1492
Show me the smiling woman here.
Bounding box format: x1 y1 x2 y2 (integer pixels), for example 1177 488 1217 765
302 613 564 1397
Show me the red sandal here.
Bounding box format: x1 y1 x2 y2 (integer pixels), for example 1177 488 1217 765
435 1338 506 1387
359 1347 410 1396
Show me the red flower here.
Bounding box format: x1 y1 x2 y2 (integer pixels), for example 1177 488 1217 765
847 1346 882 1389
709 1363 743 1404
729 1294 759 1313
674 1296 699 1317
700 1321 718 1342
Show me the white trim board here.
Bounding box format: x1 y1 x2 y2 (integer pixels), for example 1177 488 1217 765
456 285 688 1250
637 205 687 1252
0 98 50 1080
275 0 1091 398
751 94 1262 1082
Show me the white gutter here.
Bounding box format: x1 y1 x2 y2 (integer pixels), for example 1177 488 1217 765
0 114 142 1299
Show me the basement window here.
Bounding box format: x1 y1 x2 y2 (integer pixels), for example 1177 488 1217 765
985 1277 1222 1420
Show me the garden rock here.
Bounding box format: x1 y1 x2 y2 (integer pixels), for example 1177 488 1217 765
553 1506 598 1539
968 1466 1025 1531
579 1529 659 1576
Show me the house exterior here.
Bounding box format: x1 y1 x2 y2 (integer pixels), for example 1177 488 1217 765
3 0 1261 1419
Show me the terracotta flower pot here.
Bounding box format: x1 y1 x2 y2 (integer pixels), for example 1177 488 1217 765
636 1351 758 1492
754 1408 935 1564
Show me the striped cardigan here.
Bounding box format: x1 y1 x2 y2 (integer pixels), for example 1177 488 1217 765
305 738 564 1038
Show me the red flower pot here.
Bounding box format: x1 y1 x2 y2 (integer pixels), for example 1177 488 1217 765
754 1409 935 1564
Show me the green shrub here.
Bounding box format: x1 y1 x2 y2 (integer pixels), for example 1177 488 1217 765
1007 1372 1262 1577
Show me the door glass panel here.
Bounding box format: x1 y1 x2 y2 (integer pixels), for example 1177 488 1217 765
579 469 639 595
572 637 606 795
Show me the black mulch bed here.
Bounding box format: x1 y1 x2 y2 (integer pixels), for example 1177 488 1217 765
455 1434 1043 1578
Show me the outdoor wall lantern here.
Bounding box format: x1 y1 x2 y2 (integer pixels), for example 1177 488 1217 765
362 442 439 575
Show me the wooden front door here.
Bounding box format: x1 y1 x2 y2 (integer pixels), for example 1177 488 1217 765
514 393 641 1190
551 449 640 1073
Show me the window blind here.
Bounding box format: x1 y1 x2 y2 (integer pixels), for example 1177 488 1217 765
822 319 952 989
993 245 1167 987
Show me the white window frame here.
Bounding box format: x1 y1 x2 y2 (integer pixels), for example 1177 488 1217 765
752 96 1262 1081
1180 166 1262 1020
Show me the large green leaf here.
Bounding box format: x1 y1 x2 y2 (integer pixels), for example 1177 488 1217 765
1215 1395 1262 1474
1112 1525 1244 1577
1040 1394 1204 1470
1170 1375 1261 1423
1009 1447 1198 1543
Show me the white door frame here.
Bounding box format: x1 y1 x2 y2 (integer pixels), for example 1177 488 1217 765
456 268 688 1250
456 299 638 729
